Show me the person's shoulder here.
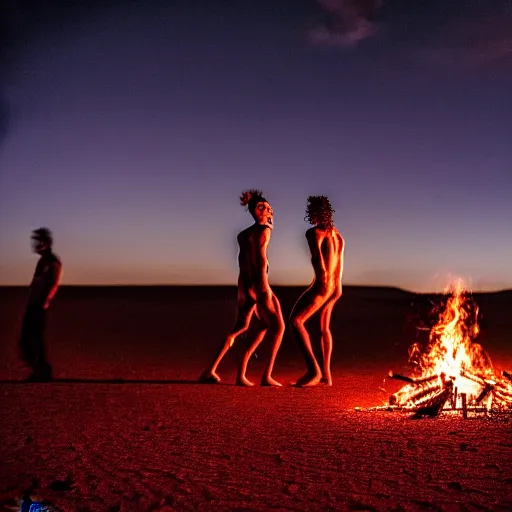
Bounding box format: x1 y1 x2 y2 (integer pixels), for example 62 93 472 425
253 223 271 241
238 224 258 237
255 223 271 234
306 226 322 240
49 252 62 267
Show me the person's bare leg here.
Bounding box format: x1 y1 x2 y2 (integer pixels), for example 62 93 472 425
289 293 316 383
236 326 267 386
260 323 284 387
260 294 285 386
290 290 325 386
319 303 335 385
319 290 341 385
200 304 255 383
291 317 321 387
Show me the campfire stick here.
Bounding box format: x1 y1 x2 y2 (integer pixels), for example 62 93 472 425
392 381 443 407
494 381 512 393
461 393 468 419
387 372 415 384
493 390 512 406
503 371 512 382
412 385 453 418
388 371 442 385
492 385 512 399
413 388 443 407
496 391 511 408
460 371 493 387
452 386 458 409
475 383 494 405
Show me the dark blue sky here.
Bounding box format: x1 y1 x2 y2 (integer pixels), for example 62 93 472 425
1 0 511 291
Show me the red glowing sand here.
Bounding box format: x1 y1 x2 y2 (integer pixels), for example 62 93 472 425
0 286 511 511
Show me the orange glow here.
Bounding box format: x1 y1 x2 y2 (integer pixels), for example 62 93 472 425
392 280 512 411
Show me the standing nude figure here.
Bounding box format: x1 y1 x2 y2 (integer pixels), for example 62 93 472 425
200 190 285 386
290 196 344 387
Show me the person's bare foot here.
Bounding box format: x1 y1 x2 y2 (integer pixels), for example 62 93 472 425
236 375 255 386
297 373 322 387
261 376 282 387
292 371 319 387
199 370 221 383
320 376 332 386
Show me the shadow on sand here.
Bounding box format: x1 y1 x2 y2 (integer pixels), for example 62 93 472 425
0 378 230 385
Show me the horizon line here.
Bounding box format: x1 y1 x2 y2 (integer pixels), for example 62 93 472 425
0 283 510 294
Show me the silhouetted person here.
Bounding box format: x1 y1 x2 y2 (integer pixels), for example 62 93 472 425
19 228 62 382
200 190 285 386
290 196 344 387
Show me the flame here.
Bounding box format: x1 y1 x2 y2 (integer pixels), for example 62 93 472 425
411 281 493 382
392 280 511 410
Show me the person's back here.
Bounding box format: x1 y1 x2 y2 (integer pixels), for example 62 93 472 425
237 223 269 290
307 226 344 294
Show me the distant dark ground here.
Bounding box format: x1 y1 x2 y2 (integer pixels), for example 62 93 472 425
1 286 511 382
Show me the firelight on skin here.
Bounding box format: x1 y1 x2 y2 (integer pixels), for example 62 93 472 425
290 196 345 387
199 189 285 387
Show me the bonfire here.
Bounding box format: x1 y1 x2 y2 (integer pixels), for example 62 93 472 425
367 281 512 418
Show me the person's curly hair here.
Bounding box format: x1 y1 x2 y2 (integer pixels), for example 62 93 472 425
305 196 334 227
240 189 267 215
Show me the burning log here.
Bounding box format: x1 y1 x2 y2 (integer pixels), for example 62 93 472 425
387 371 415 384
451 386 458 409
494 384 512 400
475 382 494 405
461 393 468 419
460 370 489 387
388 368 512 413
388 371 442 385
492 384 512 408
412 381 454 418
368 283 512 418
390 382 440 407
389 373 453 408
387 374 439 406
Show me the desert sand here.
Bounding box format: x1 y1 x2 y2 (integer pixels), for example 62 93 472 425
0 286 511 511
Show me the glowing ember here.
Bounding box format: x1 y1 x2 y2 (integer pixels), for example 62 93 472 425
389 280 512 414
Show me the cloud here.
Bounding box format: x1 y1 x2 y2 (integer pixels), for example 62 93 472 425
309 0 384 48
418 5 512 69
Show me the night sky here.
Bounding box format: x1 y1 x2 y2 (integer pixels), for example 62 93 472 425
1 0 511 291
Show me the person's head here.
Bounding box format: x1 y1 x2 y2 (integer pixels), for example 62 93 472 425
240 189 274 228
305 196 335 228
31 227 53 254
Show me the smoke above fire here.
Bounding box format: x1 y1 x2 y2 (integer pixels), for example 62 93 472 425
309 0 384 47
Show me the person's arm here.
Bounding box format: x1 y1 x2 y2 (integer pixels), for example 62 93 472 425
336 233 345 293
254 227 271 295
43 261 63 309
